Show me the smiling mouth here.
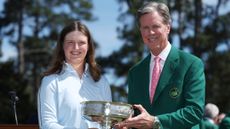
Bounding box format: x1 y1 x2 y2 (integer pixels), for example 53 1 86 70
71 51 81 56
148 36 157 42
147 37 161 48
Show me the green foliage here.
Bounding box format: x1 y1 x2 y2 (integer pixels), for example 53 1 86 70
206 51 230 112
0 39 2 57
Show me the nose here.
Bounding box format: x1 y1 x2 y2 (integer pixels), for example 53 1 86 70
149 29 155 34
74 43 79 49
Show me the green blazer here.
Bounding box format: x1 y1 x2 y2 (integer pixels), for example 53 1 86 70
200 118 219 129
128 46 205 129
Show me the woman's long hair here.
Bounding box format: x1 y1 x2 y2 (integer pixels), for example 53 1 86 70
44 21 101 82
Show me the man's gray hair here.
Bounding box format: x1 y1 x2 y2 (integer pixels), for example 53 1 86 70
137 2 171 25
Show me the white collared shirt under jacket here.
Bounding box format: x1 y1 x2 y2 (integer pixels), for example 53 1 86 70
38 63 112 129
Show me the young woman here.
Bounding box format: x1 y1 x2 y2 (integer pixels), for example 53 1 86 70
38 21 112 129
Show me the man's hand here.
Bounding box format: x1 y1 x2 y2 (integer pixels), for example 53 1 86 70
114 104 155 129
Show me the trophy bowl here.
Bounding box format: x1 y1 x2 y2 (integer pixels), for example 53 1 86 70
81 101 133 129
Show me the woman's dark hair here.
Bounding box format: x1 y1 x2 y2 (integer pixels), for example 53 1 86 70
44 21 101 82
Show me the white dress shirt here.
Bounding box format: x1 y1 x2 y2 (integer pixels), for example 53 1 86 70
38 62 112 129
149 42 171 96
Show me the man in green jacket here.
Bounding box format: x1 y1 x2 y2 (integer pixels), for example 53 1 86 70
116 1 205 129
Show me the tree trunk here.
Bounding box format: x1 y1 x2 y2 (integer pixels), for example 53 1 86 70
17 3 24 74
194 0 202 57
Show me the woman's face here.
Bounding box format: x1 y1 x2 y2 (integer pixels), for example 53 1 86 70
63 30 88 65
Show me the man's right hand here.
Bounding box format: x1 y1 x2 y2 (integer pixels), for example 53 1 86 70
113 104 155 129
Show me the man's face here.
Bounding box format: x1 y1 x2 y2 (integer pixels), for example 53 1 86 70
139 11 170 55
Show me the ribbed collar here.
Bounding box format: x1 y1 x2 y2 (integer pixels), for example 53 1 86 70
59 62 89 78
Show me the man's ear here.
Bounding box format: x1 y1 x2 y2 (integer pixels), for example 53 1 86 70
166 24 171 34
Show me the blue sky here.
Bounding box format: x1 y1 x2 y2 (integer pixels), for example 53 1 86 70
84 0 125 57
0 0 125 61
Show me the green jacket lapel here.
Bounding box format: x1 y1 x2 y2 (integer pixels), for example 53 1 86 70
141 54 151 101
128 54 151 106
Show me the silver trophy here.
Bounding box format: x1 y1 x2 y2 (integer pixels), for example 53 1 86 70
81 101 134 129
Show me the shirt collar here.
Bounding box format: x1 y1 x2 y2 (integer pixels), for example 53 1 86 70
151 42 171 62
60 62 89 77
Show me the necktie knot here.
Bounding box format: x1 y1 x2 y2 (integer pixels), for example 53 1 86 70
154 56 161 62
